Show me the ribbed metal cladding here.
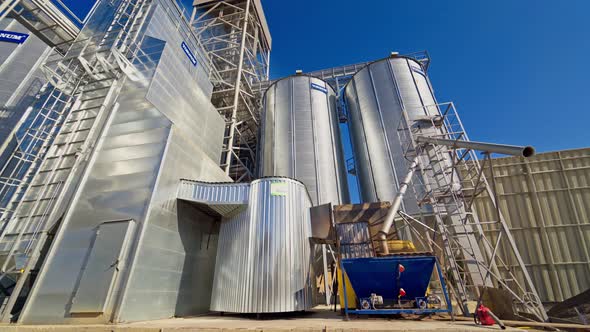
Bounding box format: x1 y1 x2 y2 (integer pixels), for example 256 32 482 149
178 180 250 204
344 56 437 211
259 75 349 206
465 148 590 302
180 177 315 313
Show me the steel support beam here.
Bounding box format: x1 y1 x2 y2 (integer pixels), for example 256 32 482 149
191 0 270 181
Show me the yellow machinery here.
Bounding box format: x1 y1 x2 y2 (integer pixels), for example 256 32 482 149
386 240 416 253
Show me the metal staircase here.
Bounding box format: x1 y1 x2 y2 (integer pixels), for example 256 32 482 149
0 0 154 321
396 102 547 321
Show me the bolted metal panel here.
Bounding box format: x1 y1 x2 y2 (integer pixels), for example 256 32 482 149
180 177 314 313
259 75 349 206
310 203 332 240
345 57 436 210
0 19 50 108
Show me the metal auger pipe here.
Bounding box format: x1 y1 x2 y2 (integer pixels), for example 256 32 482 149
377 156 419 255
415 136 535 157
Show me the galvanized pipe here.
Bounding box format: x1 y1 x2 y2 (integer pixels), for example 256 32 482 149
377 156 419 255
415 136 535 157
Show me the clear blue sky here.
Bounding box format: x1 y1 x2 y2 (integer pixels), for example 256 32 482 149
65 0 590 200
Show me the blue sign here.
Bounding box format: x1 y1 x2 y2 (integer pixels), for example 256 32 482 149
0 30 29 44
181 41 198 67
311 83 328 94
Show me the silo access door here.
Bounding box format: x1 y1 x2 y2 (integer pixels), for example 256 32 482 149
70 219 135 315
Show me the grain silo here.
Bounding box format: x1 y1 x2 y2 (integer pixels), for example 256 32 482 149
344 54 438 212
259 74 349 206
344 54 490 292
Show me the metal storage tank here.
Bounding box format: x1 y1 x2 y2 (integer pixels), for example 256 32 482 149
345 54 491 290
344 55 438 211
259 74 349 206
178 177 315 313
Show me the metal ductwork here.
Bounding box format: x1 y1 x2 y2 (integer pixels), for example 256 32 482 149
415 136 535 157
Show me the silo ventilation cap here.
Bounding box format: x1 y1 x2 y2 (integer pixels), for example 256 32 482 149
390 52 400 58
295 70 303 75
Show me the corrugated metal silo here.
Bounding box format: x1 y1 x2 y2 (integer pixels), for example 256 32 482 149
344 55 438 211
178 177 315 313
259 75 349 206
345 55 491 289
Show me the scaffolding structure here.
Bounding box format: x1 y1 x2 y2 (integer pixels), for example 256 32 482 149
0 0 92 55
191 0 271 182
395 102 547 320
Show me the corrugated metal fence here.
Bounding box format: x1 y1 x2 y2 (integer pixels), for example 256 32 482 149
469 148 590 302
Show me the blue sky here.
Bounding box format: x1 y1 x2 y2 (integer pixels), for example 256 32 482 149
66 0 590 152
258 0 590 154
64 0 590 200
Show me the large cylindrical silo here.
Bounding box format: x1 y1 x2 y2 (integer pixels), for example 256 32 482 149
208 177 315 313
345 54 490 289
344 55 438 212
259 75 349 206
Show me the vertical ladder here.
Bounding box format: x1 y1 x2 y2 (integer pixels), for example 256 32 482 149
0 0 153 321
